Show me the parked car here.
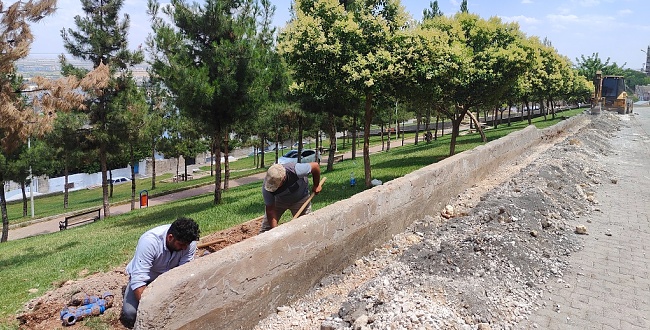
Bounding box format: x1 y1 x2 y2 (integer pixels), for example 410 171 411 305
111 177 131 184
248 145 287 157
292 140 312 149
278 149 320 165
268 145 287 152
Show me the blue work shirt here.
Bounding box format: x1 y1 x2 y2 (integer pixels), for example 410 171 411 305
125 224 197 290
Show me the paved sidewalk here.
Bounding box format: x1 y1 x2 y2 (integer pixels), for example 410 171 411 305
523 108 650 329
8 136 418 241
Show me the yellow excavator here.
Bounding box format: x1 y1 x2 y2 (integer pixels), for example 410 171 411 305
591 71 632 114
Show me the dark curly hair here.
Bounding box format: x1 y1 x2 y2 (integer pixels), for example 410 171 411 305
168 217 200 243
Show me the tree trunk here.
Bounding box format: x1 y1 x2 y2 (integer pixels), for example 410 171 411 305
274 125 280 163
327 113 336 172
109 170 114 198
21 182 27 217
213 130 223 204
466 111 486 142
551 99 556 119
449 116 462 156
101 144 110 217
507 103 512 126
435 114 440 140
130 144 135 211
351 115 357 160
259 134 266 169
210 143 215 176
184 157 188 182
386 123 391 151
297 118 303 162
224 129 230 190
151 139 157 190
1 188 8 242
415 116 421 145
363 93 373 188
63 158 69 209
425 108 431 132
542 99 548 121
449 106 468 156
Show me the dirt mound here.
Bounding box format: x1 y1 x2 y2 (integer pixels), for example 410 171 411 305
16 270 129 330
14 218 262 329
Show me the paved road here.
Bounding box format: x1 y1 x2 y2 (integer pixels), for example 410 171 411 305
523 107 650 329
8 136 419 241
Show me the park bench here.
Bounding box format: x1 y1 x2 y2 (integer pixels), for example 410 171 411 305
172 174 194 182
59 208 101 231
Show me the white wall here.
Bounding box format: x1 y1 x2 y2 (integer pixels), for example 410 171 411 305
4 166 132 202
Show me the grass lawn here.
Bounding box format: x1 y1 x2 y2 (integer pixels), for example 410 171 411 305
0 109 585 326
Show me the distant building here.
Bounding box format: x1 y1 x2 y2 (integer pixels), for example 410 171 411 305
636 85 650 101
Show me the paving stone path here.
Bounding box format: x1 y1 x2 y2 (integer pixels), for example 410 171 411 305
524 108 650 330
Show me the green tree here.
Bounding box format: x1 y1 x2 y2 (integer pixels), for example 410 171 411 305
460 0 468 13
142 79 172 190
112 77 149 209
43 112 89 209
244 0 291 170
279 0 359 172
157 115 207 182
60 0 144 217
281 0 413 186
423 0 443 20
4 144 31 218
148 0 265 204
423 13 533 155
622 68 650 91
574 53 625 80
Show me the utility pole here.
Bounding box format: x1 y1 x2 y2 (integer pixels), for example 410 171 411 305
641 46 650 76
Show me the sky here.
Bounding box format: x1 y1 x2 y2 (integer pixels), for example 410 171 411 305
28 0 650 71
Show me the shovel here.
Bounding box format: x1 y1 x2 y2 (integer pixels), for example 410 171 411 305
292 177 327 220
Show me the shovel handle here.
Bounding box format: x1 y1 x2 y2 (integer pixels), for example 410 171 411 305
293 177 327 220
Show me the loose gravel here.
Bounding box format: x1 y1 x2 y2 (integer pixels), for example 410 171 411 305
254 112 622 330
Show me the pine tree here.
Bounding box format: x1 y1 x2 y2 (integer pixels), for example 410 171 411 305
460 0 468 13
148 0 266 204
60 0 144 217
423 1 443 20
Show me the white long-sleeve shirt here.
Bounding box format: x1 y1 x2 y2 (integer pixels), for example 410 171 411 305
125 224 196 290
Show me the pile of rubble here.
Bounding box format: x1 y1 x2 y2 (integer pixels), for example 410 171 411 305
255 113 621 330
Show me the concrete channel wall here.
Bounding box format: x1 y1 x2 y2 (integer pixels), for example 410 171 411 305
135 115 589 330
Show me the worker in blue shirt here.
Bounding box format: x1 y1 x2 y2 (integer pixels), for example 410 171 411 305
120 217 200 328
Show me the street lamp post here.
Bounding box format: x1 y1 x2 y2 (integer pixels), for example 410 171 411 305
642 48 650 76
